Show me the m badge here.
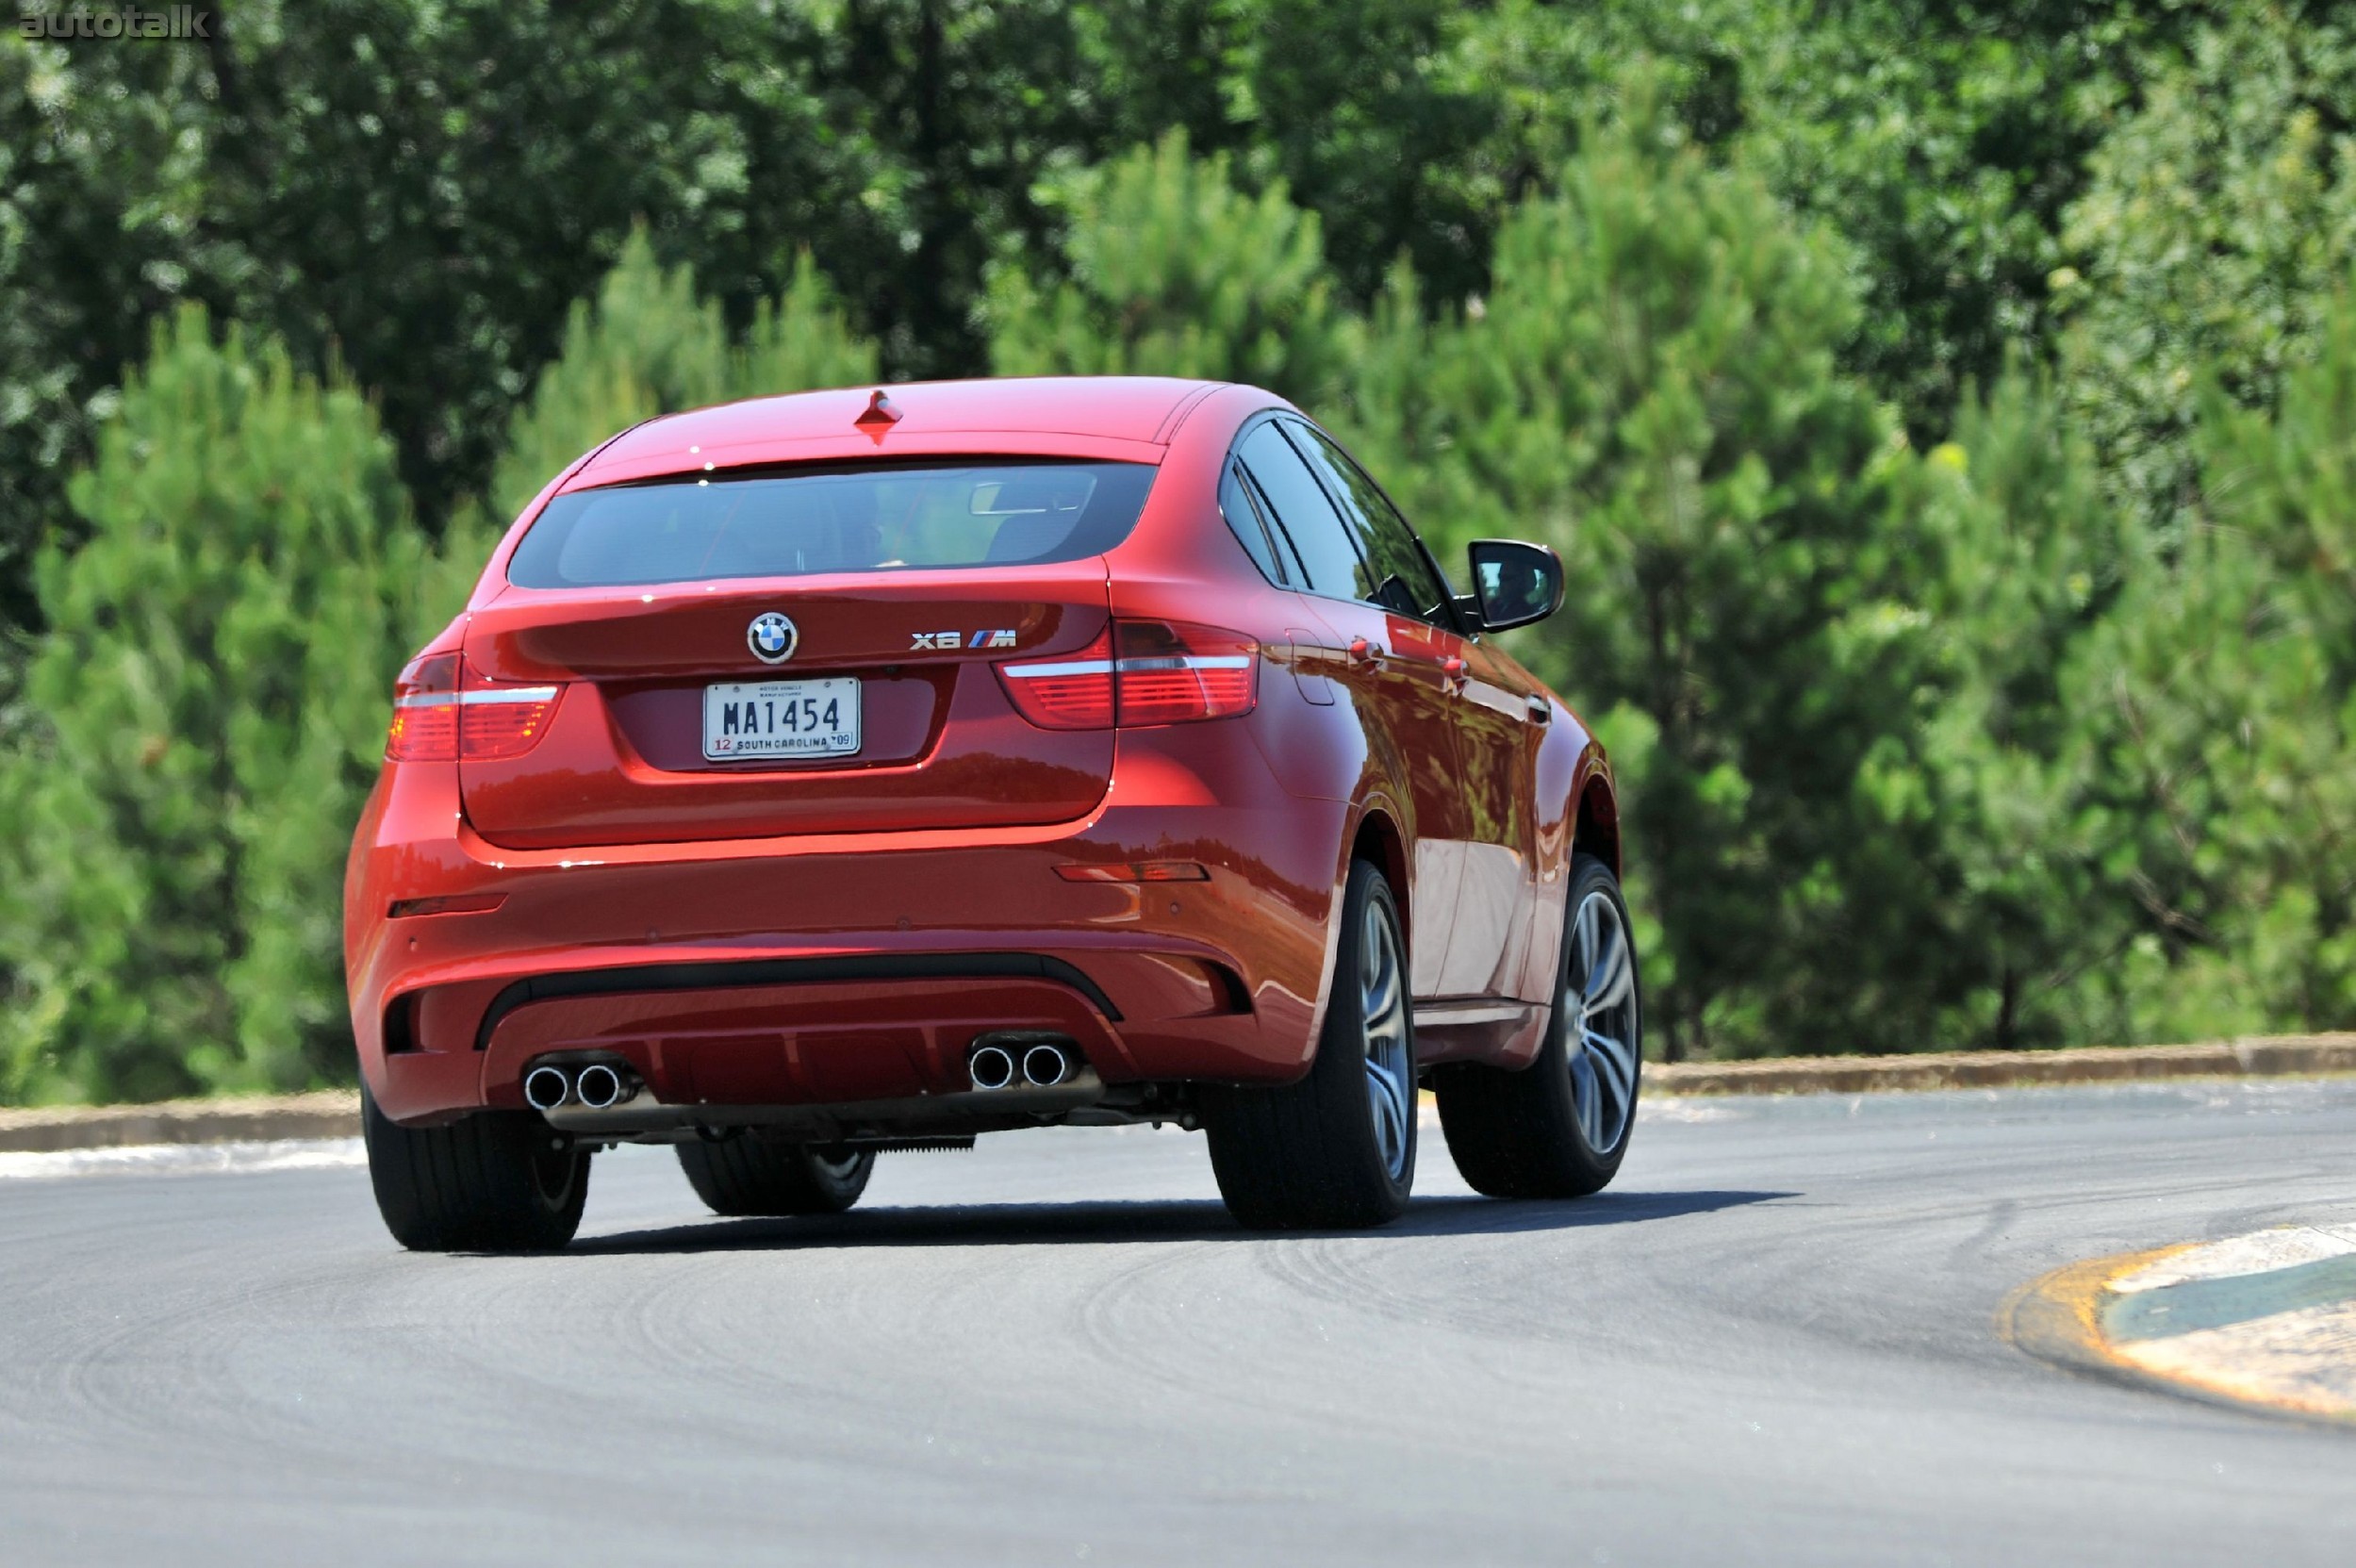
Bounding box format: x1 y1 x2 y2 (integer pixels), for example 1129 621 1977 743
913 629 1017 651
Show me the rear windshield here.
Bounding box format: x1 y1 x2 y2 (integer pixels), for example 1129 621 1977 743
507 460 1157 588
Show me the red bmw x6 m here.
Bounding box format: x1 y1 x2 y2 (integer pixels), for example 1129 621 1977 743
346 377 1641 1249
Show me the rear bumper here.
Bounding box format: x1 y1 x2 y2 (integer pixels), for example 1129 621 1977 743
344 733 1346 1127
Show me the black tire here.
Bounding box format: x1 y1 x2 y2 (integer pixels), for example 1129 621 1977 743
675 1137 874 1217
1434 852 1641 1198
361 1082 590 1251
1202 859 1417 1230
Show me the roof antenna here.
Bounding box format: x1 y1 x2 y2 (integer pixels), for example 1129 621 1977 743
854 389 902 441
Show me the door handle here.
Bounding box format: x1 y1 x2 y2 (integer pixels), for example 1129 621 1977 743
1347 636 1386 669
1524 694 1552 725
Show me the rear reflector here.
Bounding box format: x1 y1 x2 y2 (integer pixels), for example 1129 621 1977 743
997 620 1257 731
387 653 564 762
387 894 508 918
1053 861 1211 883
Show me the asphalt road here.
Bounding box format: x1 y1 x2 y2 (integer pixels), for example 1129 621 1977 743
3 1081 2352 1566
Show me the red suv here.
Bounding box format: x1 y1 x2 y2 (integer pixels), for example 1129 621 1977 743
346 378 1641 1249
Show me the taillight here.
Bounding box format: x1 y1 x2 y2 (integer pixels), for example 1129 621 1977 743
458 675 564 760
387 653 460 761
386 653 564 762
996 621 1259 730
1112 620 1258 725
997 626 1116 730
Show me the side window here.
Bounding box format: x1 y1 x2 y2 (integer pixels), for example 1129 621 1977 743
1217 459 1291 586
1235 421 1367 601
1288 422 1456 625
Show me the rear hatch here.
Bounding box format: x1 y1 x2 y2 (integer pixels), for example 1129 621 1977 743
458 458 1150 850
460 574 1113 849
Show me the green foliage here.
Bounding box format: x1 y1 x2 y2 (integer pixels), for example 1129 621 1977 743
0 27 222 647
744 255 883 405
987 131 1345 402
2055 5 2356 533
2057 281 2356 1041
1217 0 1499 309
0 3 885 549
0 309 446 1103
1907 372 2130 1048
1436 1 2160 444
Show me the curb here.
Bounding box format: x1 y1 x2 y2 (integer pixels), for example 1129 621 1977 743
2 1033 2352 1154
0 1091 360 1154
1649 1033 2356 1097
2002 1236 2356 1426
2000 1246 2189 1400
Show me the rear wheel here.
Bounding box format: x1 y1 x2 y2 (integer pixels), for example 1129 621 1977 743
1202 859 1416 1230
676 1137 874 1217
1435 852 1640 1198
362 1083 590 1251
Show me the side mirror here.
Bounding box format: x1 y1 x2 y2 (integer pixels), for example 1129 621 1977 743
1466 539 1564 632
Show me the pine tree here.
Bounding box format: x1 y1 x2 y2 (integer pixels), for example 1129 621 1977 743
485 227 733 521
1908 370 2130 1048
2054 6 2356 536
2059 279 2356 1040
986 129 1347 402
483 232 879 527
0 308 438 1101
743 253 881 401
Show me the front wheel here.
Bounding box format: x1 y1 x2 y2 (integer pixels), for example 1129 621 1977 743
1434 852 1640 1198
1201 859 1417 1230
362 1084 590 1251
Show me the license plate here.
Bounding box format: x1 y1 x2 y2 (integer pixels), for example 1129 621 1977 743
702 678 861 760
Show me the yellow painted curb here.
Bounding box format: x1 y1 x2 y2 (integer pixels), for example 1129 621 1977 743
2000 1246 2186 1382
2001 1244 2356 1427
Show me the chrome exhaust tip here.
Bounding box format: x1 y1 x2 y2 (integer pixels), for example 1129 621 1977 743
574 1063 636 1111
968 1044 1017 1092
522 1065 572 1114
1021 1043 1073 1088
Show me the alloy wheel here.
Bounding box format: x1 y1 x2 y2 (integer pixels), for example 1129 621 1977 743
1566 890 1639 1153
1360 897 1415 1180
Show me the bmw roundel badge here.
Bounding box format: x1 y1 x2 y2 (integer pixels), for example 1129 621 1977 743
746 612 798 665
